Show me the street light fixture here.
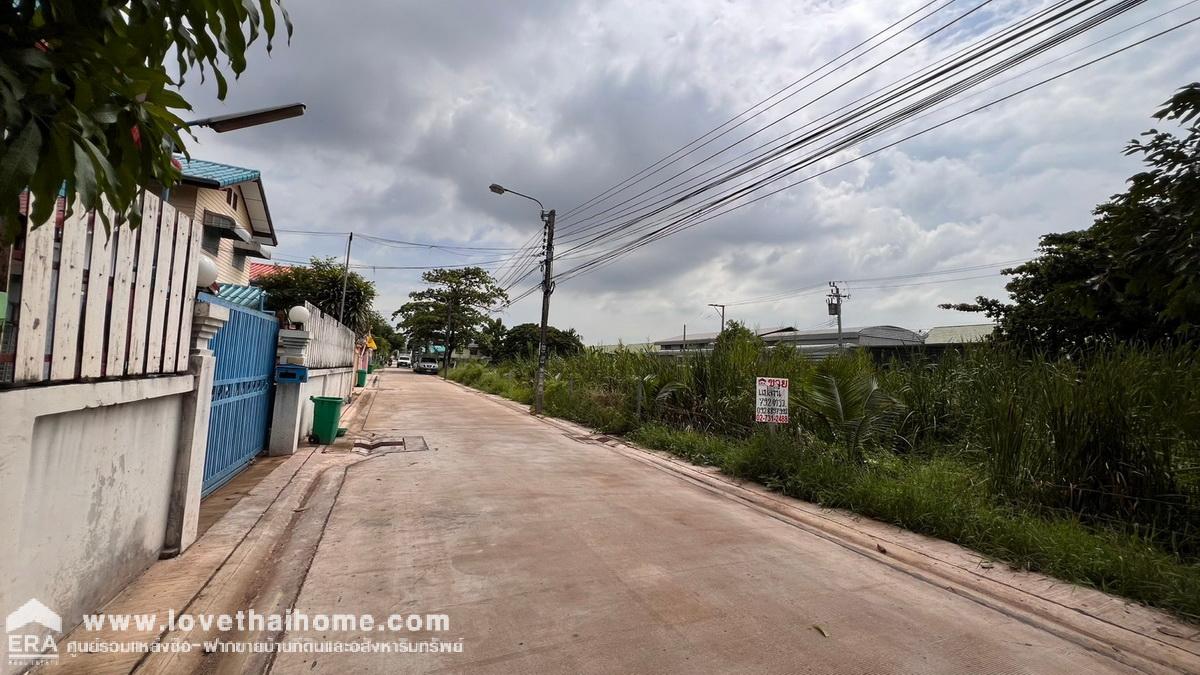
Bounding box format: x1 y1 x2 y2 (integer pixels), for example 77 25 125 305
489 183 544 210
490 182 555 415
166 102 306 201
182 102 307 133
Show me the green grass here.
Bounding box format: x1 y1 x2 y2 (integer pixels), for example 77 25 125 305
451 361 533 404
449 342 1200 621
636 424 1200 621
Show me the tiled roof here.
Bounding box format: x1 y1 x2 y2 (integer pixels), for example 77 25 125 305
176 156 261 188
216 283 268 310
249 262 289 281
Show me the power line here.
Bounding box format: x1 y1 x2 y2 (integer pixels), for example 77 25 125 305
838 257 1031 284
551 7 1192 287
559 0 1008 234
272 255 519 271
492 228 551 290
848 271 1009 290
557 0 960 223
269 227 542 277
554 0 1091 245
274 228 526 254
718 258 1027 308
355 232 524 252
273 228 350 236
555 0 1130 258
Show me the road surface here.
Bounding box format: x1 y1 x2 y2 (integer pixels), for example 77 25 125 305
267 369 1177 674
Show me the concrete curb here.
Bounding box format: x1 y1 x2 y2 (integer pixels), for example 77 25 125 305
444 378 1200 675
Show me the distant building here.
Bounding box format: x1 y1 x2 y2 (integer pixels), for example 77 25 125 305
250 261 290 282
655 326 797 352
450 342 487 363
768 325 925 356
653 325 923 357
923 323 996 345
593 342 660 353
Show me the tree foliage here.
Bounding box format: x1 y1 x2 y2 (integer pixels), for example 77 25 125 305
476 317 508 358
0 0 292 240
393 267 506 361
255 257 376 335
368 311 403 360
714 320 762 350
943 83 1200 353
494 323 584 362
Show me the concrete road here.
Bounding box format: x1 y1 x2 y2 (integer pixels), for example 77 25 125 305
268 370 1182 674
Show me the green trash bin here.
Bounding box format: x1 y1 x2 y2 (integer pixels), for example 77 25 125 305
367 364 376 374
356 369 368 387
310 396 343 444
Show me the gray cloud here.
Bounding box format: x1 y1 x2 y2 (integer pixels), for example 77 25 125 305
176 0 1196 344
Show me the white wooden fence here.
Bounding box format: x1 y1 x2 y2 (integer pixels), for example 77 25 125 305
303 301 355 369
2 191 200 384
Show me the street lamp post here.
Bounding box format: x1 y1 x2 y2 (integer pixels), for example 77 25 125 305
489 183 555 415
708 303 726 334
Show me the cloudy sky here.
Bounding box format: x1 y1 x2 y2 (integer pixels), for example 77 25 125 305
180 0 1197 345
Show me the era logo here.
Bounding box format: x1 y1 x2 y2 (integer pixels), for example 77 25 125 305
6 599 61 665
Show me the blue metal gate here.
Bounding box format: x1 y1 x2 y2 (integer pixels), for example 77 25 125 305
198 293 279 496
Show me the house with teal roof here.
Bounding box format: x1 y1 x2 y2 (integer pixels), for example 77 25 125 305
168 156 278 286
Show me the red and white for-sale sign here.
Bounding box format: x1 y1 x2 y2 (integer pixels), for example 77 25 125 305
754 377 789 424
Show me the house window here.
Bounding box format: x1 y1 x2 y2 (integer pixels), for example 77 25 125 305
232 252 246 272
203 210 236 230
224 188 239 211
201 228 220 255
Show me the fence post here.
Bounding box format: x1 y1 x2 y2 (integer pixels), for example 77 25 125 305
269 328 311 456
163 301 228 556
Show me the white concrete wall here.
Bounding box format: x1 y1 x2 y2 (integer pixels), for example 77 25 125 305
297 367 355 441
0 375 192 670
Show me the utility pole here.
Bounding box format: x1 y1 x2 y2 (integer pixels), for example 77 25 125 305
827 282 849 352
708 303 726 334
488 183 554 415
442 290 454 380
338 231 353 324
533 208 556 415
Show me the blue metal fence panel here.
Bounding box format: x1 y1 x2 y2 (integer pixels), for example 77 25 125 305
198 293 279 496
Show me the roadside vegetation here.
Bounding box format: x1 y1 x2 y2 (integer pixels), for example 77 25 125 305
451 342 1200 620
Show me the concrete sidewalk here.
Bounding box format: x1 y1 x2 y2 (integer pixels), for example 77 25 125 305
267 370 1200 674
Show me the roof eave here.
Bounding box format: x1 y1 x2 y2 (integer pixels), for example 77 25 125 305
179 175 222 189
242 178 277 246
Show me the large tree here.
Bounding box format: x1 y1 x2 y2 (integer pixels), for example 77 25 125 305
255 257 376 335
943 83 1200 353
494 323 584 362
393 267 506 369
1 1 291 240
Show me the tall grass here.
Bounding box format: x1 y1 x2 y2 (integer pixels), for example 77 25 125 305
450 339 1200 619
